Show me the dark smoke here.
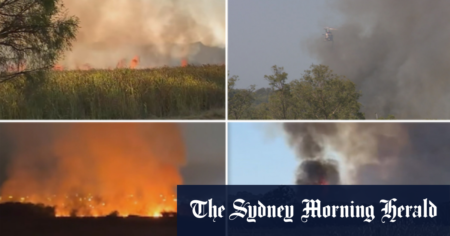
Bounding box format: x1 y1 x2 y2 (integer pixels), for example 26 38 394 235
296 160 340 185
283 123 450 185
284 123 340 185
307 0 450 119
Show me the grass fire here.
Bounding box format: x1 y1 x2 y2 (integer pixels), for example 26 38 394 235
0 0 225 119
0 193 176 218
0 123 185 218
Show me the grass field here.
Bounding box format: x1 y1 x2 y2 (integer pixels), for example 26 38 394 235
0 65 225 119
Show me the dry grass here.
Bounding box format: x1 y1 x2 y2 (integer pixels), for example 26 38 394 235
0 65 225 119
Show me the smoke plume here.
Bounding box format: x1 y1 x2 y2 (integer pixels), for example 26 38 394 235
0 123 186 217
283 123 450 185
59 0 225 69
307 0 450 119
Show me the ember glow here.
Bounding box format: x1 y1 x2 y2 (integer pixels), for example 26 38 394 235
0 123 186 217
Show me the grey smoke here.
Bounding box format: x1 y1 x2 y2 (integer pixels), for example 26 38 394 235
60 0 225 69
284 123 450 185
307 0 450 119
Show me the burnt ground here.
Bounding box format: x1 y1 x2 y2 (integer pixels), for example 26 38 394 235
0 216 177 236
0 203 176 236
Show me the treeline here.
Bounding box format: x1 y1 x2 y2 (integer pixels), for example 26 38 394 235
228 64 396 120
0 202 55 218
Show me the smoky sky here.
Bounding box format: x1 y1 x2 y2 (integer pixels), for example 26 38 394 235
283 123 450 185
0 123 225 187
179 123 226 185
307 0 450 119
58 0 225 68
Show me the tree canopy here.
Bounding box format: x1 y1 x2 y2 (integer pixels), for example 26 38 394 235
289 64 364 119
228 73 255 119
0 0 78 83
228 64 383 120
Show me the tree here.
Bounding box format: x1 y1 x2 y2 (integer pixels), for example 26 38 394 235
0 0 78 83
228 74 255 119
227 71 237 91
290 64 364 119
252 102 270 119
264 65 291 119
268 92 291 119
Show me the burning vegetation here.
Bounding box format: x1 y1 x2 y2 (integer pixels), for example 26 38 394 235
0 0 224 74
0 193 176 218
51 0 224 71
0 0 225 119
0 123 186 217
52 58 189 71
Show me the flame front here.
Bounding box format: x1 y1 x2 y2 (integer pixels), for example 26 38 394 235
1 193 176 217
0 123 186 217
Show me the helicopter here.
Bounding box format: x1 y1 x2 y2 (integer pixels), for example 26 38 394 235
323 27 337 42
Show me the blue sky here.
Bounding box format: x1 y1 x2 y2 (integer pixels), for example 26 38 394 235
228 123 298 185
228 0 343 88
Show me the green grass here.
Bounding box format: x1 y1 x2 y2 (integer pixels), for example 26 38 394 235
0 65 225 119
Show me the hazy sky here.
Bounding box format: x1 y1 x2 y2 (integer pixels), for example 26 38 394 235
228 0 343 88
0 123 226 186
179 123 226 185
228 122 297 185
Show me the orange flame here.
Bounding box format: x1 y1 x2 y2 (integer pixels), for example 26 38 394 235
0 123 186 217
181 59 188 67
130 56 140 69
53 64 64 71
